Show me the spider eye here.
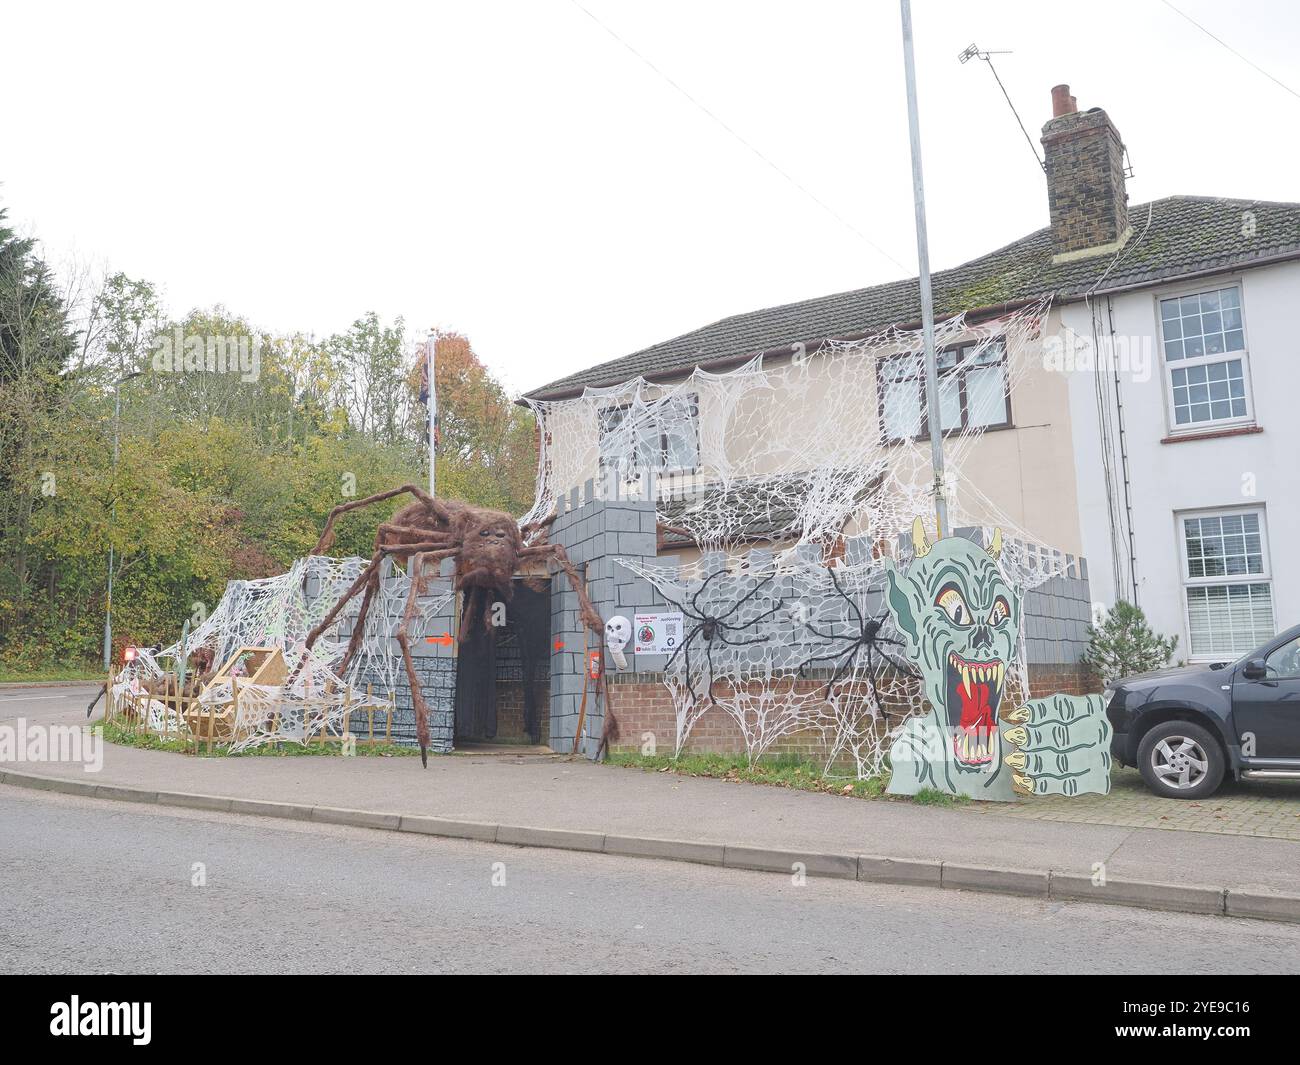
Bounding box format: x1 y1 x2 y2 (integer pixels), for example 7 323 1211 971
935 586 973 627
988 596 1011 626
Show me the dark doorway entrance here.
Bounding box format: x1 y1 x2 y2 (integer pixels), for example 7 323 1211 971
454 579 551 745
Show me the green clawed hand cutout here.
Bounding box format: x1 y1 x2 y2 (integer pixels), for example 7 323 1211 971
883 518 1111 802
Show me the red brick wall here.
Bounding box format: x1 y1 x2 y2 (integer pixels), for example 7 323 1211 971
496 679 549 744
606 664 1096 760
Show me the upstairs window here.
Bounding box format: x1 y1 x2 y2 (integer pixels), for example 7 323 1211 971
878 338 1010 444
598 394 699 476
1159 286 1252 430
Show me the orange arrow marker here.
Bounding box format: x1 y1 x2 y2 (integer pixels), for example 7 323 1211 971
553 639 565 652
425 633 454 647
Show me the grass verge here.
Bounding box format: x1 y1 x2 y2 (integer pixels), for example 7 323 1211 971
606 751 974 806
0 664 105 684
99 717 418 758
606 750 888 799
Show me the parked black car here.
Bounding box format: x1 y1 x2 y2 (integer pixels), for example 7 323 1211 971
1107 622 1300 799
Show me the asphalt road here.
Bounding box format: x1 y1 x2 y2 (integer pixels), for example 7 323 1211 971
3 787 1299 974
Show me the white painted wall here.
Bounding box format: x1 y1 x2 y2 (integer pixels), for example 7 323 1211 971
1062 260 1300 661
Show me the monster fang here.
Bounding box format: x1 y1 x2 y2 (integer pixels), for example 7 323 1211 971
946 650 1005 766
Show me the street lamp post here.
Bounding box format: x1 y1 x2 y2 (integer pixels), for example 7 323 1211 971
899 0 949 538
426 330 437 497
103 371 143 671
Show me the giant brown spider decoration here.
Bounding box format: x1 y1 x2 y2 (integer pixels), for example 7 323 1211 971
299 484 603 765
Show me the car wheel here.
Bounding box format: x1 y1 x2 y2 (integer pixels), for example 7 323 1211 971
1136 720 1225 799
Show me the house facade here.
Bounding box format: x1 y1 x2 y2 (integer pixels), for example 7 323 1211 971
1035 89 1300 663
526 84 1300 674
1062 256 1300 662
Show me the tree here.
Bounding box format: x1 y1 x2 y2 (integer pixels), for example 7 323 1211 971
328 312 410 447
0 201 542 672
0 206 78 635
413 330 537 515
1081 600 1178 684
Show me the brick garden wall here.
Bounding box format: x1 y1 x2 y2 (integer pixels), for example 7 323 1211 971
607 662 1096 763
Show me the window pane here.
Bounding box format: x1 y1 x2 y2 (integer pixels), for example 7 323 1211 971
1184 511 1264 581
966 364 1007 428
883 378 921 440
1266 636 1300 679
1186 583 1274 657
1171 358 1246 425
937 375 962 431
661 397 699 470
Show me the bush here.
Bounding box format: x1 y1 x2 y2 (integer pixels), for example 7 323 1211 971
1081 600 1177 684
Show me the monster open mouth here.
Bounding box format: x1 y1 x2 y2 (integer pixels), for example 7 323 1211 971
944 651 1006 767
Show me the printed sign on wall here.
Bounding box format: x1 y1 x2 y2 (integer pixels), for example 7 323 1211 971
633 612 685 654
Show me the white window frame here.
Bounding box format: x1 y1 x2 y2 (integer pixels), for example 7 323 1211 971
1156 279 1256 437
1176 504 1274 661
597 393 700 479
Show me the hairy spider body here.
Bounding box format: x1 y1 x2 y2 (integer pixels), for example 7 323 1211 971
300 484 603 765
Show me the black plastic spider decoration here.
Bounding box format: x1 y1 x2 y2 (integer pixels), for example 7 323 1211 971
664 564 785 708
796 565 918 709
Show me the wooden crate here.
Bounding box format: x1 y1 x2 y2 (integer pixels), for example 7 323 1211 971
183 646 285 742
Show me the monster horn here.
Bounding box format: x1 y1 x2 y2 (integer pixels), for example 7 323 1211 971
911 517 932 558
989 527 1003 559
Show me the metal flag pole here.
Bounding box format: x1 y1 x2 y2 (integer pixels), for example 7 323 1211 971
426 330 437 497
899 0 948 539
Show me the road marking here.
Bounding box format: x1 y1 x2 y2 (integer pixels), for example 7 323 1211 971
0 694 84 702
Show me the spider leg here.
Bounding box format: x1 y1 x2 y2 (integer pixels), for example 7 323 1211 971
303 549 386 659
336 564 381 677
312 485 451 555
518 543 603 636
704 636 720 707
826 565 865 629
395 551 434 766
303 540 457 657
713 567 776 622
664 620 704 672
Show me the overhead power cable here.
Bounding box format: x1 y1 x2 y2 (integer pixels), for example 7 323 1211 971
567 0 912 273
1159 0 1300 102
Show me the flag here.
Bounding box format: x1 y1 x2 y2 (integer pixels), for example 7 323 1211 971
418 340 440 448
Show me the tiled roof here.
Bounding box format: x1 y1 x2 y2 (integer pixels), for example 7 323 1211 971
656 470 880 548
526 196 1300 400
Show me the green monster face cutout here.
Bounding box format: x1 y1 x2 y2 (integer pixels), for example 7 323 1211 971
883 518 1112 801
884 521 1018 794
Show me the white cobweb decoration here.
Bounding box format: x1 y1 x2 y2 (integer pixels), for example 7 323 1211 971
524 298 1068 778
112 555 453 751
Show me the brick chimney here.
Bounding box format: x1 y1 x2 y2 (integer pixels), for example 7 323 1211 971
1040 85 1130 262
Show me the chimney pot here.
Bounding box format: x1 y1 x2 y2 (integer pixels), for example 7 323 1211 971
1051 84 1076 117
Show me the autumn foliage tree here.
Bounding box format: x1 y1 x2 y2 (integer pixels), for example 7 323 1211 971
0 200 540 674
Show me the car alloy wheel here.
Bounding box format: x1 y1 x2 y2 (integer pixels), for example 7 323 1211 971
1150 735 1210 790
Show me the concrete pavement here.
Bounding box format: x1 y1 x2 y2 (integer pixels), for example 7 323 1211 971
4 683 1300 922
7 787 1299 974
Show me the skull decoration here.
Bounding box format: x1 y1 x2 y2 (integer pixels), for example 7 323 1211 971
605 615 632 670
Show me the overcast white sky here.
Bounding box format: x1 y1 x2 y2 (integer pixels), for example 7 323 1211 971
3 0 1298 393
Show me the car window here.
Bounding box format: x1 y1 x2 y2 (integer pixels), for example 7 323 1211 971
1265 635 1300 679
